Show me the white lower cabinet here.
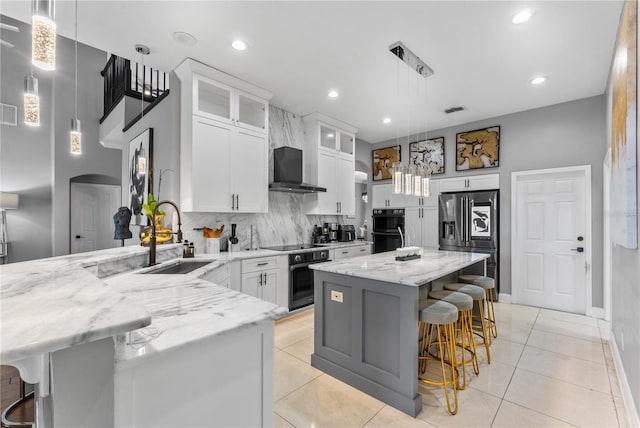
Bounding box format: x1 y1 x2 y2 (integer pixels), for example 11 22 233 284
405 206 438 249
240 256 283 305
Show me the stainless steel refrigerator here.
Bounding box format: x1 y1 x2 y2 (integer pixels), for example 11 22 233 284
439 190 500 296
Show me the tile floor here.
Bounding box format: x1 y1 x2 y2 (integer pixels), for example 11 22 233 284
273 303 629 428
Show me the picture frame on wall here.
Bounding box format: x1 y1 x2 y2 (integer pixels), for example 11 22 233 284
128 128 154 226
456 126 500 171
372 145 401 181
409 137 444 175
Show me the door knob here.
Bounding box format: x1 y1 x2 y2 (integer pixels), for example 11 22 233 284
75 235 84 239
570 247 584 253
577 236 584 241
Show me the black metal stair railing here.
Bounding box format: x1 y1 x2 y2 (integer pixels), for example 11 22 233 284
100 54 170 125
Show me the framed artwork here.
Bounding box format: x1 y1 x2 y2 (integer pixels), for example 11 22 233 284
128 128 154 226
372 145 401 181
456 126 500 171
610 0 637 249
409 137 444 175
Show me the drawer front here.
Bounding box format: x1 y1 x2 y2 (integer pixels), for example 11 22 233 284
242 256 279 273
335 245 371 259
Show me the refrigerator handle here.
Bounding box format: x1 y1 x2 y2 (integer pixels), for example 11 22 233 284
462 195 467 242
465 196 470 242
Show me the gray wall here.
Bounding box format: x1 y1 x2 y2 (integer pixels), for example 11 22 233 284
0 15 121 261
366 95 607 308
1 15 53 263
608 6 640 414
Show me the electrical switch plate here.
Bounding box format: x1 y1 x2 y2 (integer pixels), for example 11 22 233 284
331 290 343 303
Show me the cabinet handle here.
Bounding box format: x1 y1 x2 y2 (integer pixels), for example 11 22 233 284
257 262 268 266
263 273 267 285
259 273 263 286
231 194 235 210
236 194 239 210
360 248 366 252
342 251 349 254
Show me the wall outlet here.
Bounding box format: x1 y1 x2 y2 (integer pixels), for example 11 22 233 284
331 290 343 303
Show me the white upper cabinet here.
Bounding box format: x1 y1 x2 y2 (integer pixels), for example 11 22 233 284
371 184 405 208
194 75 268 133
405 179 440 208
175 59 273 213
303 113 358 216
439 173 499 193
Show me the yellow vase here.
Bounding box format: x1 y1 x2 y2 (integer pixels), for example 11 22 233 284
139 214 173 246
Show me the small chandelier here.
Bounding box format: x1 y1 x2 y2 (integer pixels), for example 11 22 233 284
23 74 40 126
31 0 56 70
389 41 433 198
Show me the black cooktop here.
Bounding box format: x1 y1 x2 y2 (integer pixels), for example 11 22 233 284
262 244 316 252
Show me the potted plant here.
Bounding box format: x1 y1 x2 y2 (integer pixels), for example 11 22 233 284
139 194 172 245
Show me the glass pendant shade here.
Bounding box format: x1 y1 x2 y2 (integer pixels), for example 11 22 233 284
413 166 424 196
24 75 40 126
70 118 81 155
137 148 147 174
32 14 56 70
404 165 415 195
422 176 431 197
392 162 405 194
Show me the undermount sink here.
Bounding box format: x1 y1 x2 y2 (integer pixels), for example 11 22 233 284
140 261 215 275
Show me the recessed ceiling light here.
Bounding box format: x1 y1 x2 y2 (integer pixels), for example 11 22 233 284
328 90 339 98
232 40 248 51
512 10 533 24
530 76 548 85
382 117 392 124
173 32 197 46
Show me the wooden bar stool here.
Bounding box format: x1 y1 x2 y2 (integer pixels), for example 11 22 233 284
459 275 497 338
444 283 491 364
428 290 478 389
417 299 459 415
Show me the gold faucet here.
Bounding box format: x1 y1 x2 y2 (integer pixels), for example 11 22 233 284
149 200 183 266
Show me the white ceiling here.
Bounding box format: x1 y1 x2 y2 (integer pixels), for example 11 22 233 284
1 1 623 143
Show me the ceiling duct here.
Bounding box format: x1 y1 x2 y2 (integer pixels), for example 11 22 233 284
389 41 434 78
445 106 466 114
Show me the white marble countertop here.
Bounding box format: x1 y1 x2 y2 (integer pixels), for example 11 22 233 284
106 263 287 366
315 241 373 249
310 249 489 287
0 244 287 365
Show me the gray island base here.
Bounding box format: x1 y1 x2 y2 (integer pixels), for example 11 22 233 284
310 249 489 417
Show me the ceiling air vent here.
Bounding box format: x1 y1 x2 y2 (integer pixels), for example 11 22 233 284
445 106 466 114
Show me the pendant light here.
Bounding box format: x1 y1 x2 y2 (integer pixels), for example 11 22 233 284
135 44 150 174
31 0 56 70
23 71 40 126
69 0 81 155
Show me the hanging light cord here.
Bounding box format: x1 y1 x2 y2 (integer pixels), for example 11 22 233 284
74 0 78 120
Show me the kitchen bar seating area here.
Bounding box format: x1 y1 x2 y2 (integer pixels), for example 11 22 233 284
274 301 625 427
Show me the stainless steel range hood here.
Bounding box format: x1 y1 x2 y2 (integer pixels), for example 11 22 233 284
270 147 326 193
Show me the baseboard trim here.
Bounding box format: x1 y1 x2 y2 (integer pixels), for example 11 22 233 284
609 333 640 428
591 307 605 319
498 293 512 304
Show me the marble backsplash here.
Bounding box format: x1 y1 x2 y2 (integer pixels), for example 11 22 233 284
182 105 345 251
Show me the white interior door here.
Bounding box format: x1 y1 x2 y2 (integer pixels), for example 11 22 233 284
71 183 122 254
512 167 590 314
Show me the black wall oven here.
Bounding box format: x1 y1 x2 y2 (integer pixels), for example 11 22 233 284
372 209 405 253
289 249 330 311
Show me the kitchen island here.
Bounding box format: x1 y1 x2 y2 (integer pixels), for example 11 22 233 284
309 249 489 417
0 244 287 427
